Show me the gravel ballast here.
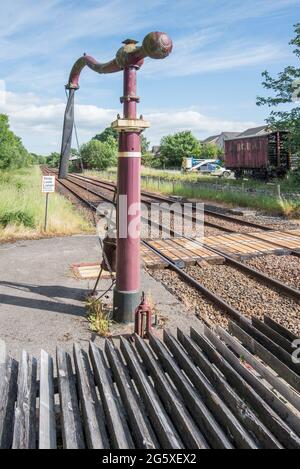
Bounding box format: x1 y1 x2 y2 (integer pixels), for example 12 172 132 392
151 262 300 336
244 254 300 290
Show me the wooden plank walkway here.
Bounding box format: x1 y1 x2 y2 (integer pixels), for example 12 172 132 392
72 230 300 277
203 232 290 259
146 238 224 266
251 231 300 251
0 319 300 449
72 239 224 278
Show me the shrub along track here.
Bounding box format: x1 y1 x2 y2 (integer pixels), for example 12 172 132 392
44 168 300 335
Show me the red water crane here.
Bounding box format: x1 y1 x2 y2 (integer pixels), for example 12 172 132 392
58 32 173 322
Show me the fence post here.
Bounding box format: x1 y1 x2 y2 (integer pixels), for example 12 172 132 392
277 184 282 200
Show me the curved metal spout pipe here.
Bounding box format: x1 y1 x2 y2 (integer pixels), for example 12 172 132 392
67 31 173 89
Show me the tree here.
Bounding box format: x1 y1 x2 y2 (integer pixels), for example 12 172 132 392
200 143 220 159
93 127 118 143
257 23 300 153
141 135 150 155
159 131 201 168
81 138 117 170
31 153 46 165
0 114 31 170
141 151 162 168
46 152 60 168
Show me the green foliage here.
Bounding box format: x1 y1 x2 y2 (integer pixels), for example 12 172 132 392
200 143 222 159
81 138 117 170
0 114 32 170
257 23 300 153
46 152 60 168
142 177 300 218
31 153 47 165
93 127 118 143
0 167 92 241
0 210 35 228
141 135 150 155
160 131 201 168
142 151 162 168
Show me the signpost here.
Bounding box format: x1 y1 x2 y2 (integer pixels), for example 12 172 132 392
42 176 55 231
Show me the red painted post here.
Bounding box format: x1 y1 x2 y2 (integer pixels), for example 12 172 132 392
111 35 173 322
113 63 143 322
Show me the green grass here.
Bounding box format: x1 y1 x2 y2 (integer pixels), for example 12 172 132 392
0 166 93 242
88 166 300 191
86 168 300 218
146 179 300 217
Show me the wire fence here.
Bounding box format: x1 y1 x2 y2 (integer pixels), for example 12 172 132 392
99 170 300 201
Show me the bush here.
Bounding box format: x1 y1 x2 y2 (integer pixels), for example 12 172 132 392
0 114 32 170
81 138 117 170
0 210 35 228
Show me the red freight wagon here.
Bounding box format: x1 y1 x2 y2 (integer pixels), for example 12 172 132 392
225 130 290 179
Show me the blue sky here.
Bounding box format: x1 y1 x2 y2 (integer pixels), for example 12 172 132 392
0 0 299 155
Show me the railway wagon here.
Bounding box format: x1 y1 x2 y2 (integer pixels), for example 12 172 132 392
225 130 290 179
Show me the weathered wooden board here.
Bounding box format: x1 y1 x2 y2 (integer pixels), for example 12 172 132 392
56 348 85 449
73 344 109 449
1 316 300 450
12 351 37 449
177 328 282 449
120 336 184 449
252 231 300 251
192 326 300 449
161 331 257 449
203 232 287 259
89 342 134 449
135 334 209 449
39 350 56 449
148 332 233 449
0 357 18 449
147 238 224 266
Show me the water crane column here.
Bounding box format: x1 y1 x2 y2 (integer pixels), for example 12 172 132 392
111 46 149 322
58 32 173 322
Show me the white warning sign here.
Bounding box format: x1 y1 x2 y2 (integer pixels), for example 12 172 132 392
42 176 56 193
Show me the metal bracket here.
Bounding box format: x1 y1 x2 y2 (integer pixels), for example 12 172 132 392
111 118 150 133
120 95 140 104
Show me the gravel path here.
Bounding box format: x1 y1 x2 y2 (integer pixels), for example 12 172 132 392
151 263 300 336
244 255 300 290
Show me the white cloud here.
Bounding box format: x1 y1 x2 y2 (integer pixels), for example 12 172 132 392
146 110 257 143
144 35 286 77
0 88 257 154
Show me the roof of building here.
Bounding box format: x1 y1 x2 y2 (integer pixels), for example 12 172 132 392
201 135 220 144
201 132 240 145
237 126 269 138
221 132 241 139
152 145 160 152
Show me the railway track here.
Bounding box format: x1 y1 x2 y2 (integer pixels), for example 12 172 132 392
63 171 273 233
43 167 300 335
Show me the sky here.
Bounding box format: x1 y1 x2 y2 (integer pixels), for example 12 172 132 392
0 0 299 155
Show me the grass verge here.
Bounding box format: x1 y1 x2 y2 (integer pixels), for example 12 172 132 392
86 168 300 218
0 166 93 243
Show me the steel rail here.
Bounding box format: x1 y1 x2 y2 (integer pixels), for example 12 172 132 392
45 168 300 314
66 173 263 233
66 172 300 259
